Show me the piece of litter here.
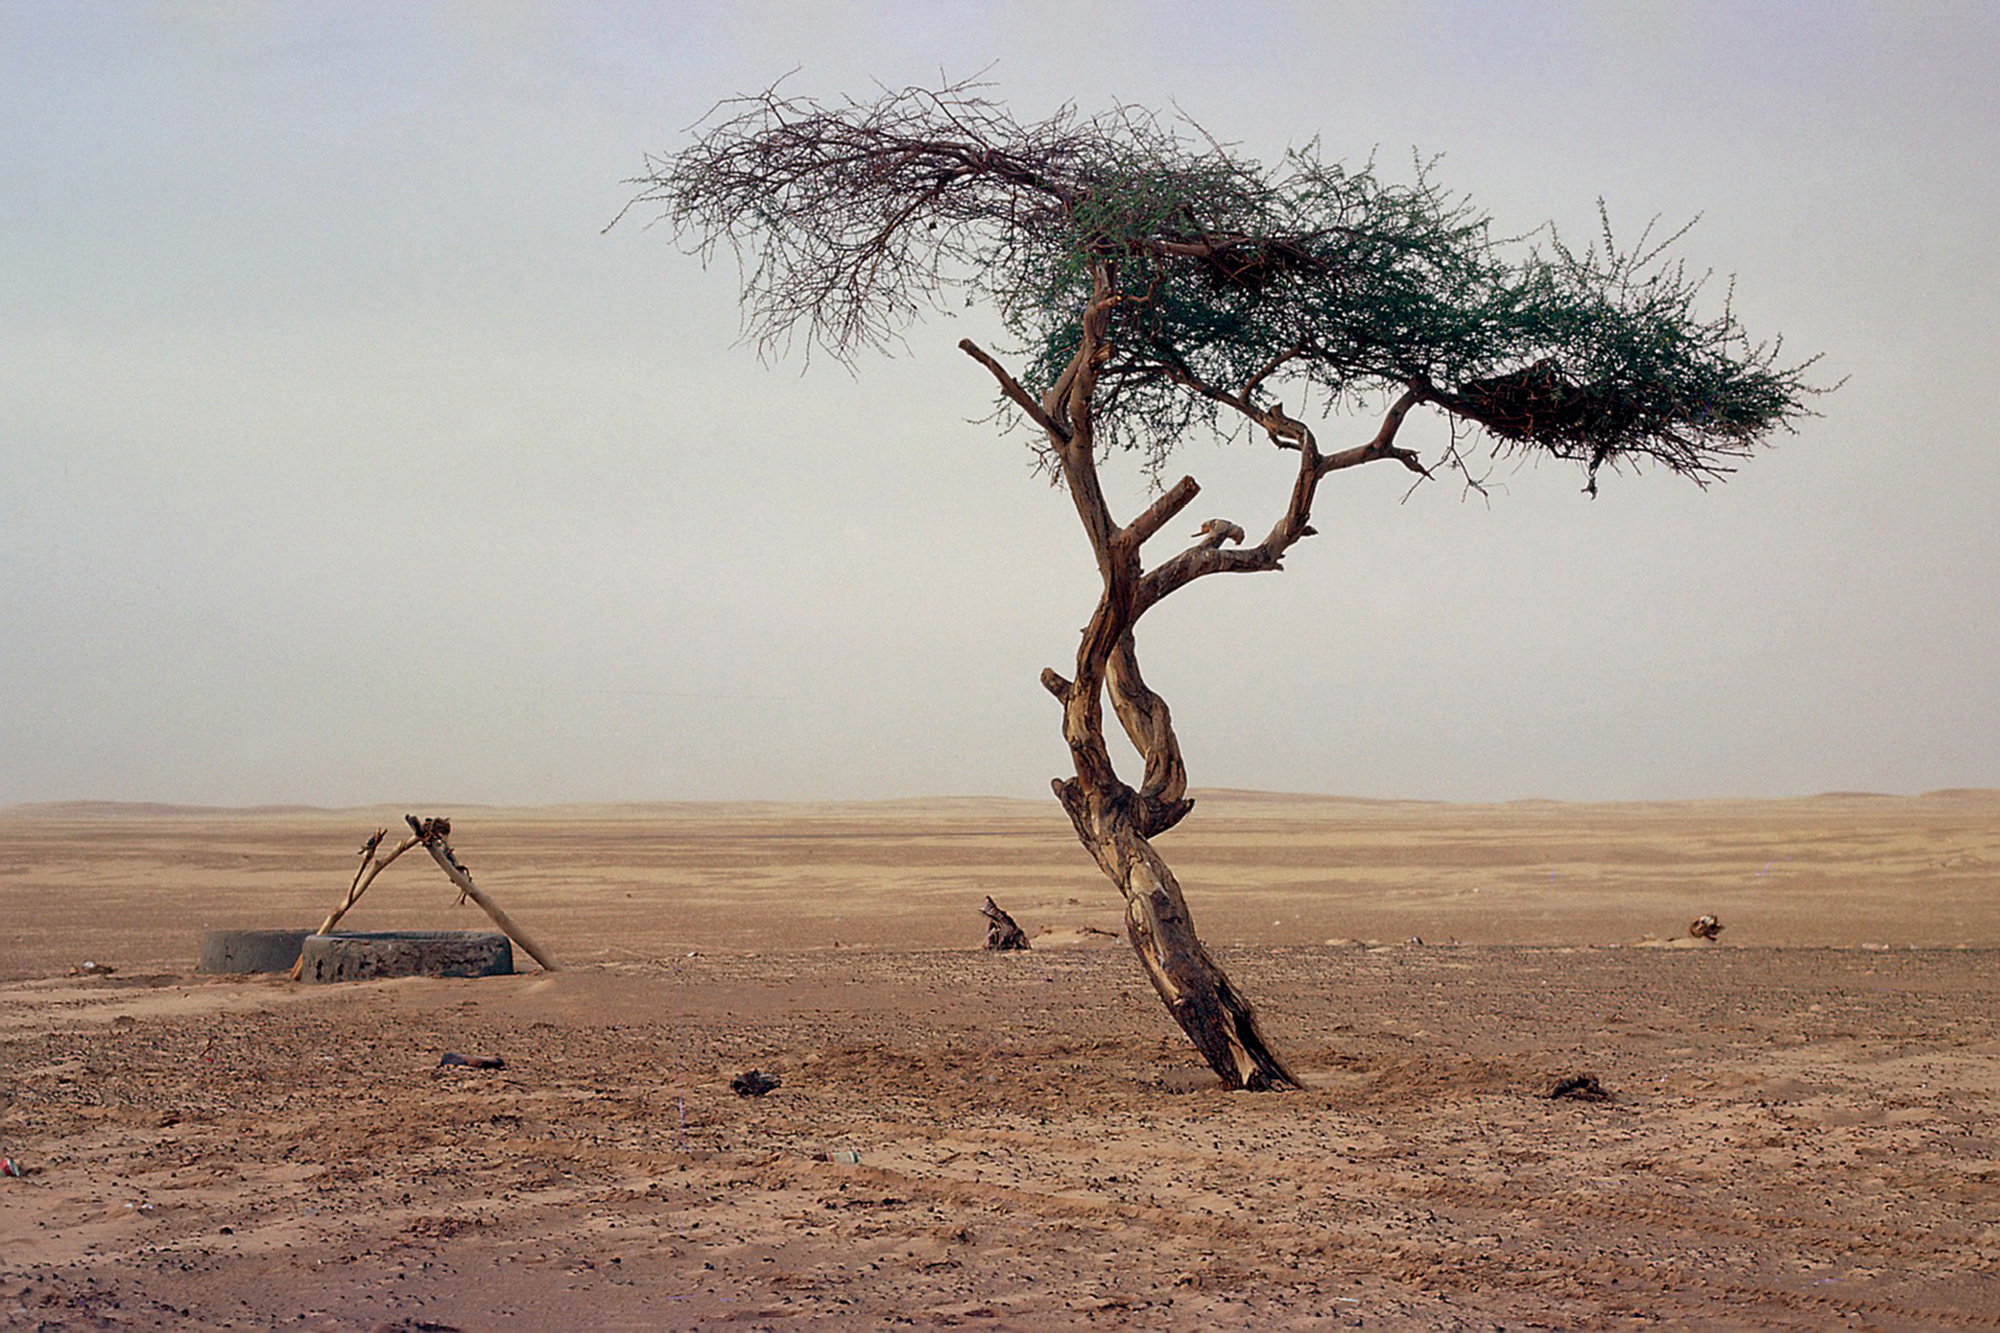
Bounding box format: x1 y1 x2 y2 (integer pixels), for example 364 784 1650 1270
439 1052 506 1069
731 1069 781 1097
1 1158 26 1179
817 1150 861 1165
1550 1073 1611 1102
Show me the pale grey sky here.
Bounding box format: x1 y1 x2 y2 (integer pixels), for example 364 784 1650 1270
3 1 1995 806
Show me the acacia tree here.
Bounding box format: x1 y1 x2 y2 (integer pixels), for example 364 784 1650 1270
623 82 1818 1090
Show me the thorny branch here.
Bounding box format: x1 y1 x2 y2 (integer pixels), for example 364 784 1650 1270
622 76 1822 489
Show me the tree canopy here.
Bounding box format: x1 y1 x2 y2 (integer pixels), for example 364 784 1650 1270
626 79 1818 492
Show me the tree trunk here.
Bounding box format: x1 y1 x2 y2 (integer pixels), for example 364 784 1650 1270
962 276 1314 1091
1054 776 1301 1090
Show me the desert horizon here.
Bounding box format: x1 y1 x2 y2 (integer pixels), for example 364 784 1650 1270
13 781 1998 813
7 787 1998 982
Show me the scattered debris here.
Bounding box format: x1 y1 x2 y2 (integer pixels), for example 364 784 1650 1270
2 1157 27 1178
1027 924 1124 948
1550 1073 1611 1102
69 960 115 976
1688 914 1724 941
981 896 1030 951
731 1069 781 1097
815 1149 861 1164
438 1052 506 1070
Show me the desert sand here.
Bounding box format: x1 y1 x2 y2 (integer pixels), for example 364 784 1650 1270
1 789 1997 1330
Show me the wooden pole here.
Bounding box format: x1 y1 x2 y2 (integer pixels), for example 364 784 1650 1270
289 831 421 980
418 836 561 973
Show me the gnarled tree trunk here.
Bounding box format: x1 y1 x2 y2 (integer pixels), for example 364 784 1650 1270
1053 769 1300 1089
959 264 1428 1091
1041 597 1299 1089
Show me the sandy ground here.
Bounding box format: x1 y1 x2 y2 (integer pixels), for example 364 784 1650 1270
1 789 1997 1330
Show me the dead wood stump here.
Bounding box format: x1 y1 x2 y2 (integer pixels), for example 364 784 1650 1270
981 896 1030 950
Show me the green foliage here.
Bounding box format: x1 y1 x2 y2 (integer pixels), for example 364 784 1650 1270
627 80 1819 489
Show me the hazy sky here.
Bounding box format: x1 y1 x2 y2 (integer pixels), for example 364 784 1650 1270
3 2 1995 807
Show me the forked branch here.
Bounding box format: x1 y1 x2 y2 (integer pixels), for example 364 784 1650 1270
288 828 421 979
1319 386 1432 476
1138 386 1433 609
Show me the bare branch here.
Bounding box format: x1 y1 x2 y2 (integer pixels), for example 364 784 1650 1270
960 339 1070 442
1043 272 1126 567
1136 390 1437 608
1061 269 1120 438
1241 342 1307 405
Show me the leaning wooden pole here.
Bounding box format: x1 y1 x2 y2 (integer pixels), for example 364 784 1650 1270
411 822 561 973
289 829 421 980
